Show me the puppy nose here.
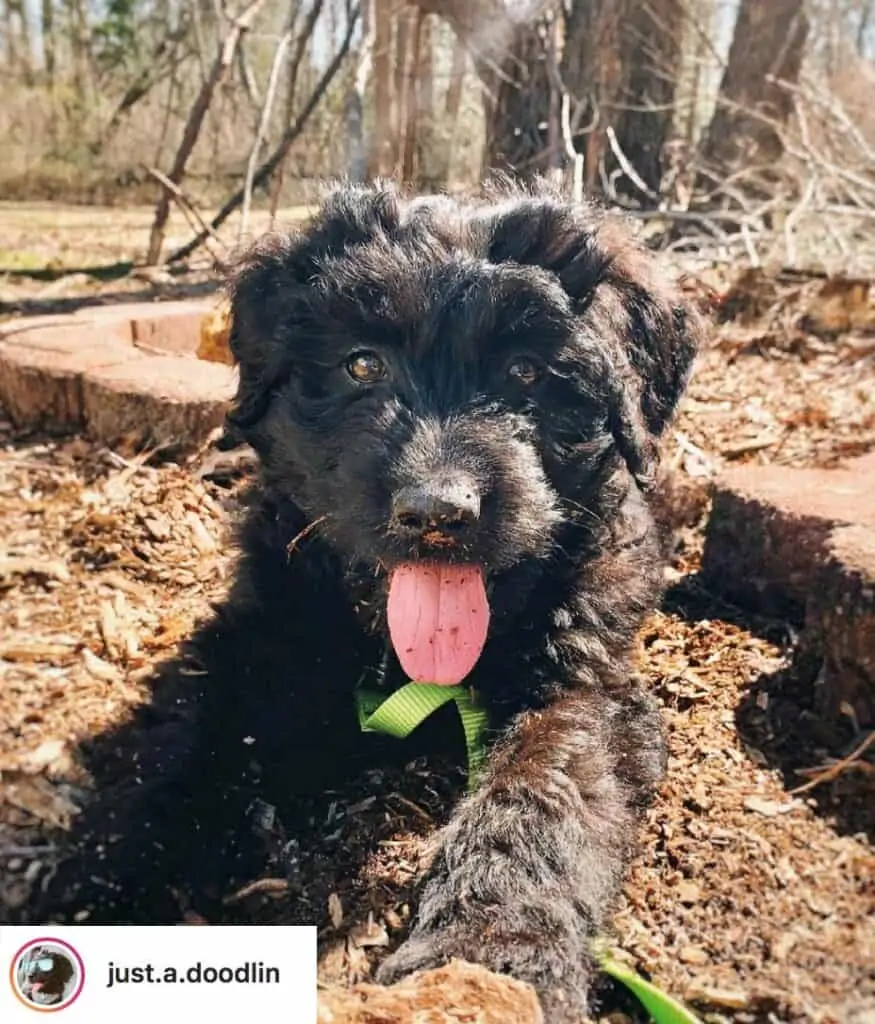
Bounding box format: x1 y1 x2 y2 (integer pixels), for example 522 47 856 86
391 480 480 537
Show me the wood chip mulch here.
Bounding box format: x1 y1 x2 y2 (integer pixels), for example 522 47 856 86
1 270 874 1023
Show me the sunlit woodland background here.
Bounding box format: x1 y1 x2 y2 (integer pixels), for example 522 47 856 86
1 0 874 269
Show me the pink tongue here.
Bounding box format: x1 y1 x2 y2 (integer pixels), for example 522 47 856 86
387 563 490 685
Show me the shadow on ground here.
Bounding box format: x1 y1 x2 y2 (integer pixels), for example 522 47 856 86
0 278 219 318
664 574 874 843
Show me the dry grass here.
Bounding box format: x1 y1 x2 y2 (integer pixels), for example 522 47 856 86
0 201 316 272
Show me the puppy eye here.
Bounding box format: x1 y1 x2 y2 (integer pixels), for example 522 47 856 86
506 357 542 386
346 350 387 384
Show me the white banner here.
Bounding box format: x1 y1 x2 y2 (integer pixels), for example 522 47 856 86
0 925 317 1021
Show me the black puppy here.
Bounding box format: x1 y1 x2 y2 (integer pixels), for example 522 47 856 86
44 181 700 1021
21 947 75 1006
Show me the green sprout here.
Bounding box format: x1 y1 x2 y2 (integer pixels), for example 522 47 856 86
598 951 703 1024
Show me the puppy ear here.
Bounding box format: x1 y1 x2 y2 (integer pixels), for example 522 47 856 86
598 235 702 437
479 189 702 437
607 374 658 490
222 233 304 433
224 183 408 434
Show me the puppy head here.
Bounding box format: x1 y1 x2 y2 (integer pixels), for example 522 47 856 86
24 948 74 1000
226 181 701 576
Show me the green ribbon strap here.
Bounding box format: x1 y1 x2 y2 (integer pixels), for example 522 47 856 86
356 682 489 793
598 952 703 1024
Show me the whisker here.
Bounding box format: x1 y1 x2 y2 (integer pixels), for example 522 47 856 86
558 498 602 523
286 515 329 556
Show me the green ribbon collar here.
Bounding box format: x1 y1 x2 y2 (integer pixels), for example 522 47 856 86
356 680 489 793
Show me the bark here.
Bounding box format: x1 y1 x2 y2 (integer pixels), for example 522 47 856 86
369 0 394 176
345 0 374 181
444 31 466 122
6 0 33 82
412 0 556 179
399 7 423 181
559 0 624 193
3 0 17 71
414 13 435 184
858 0 875 57
431 31 466 188
611 0 684 200
41 0 55 84
699 0 809 176
65 0 91 103
479 17 553 176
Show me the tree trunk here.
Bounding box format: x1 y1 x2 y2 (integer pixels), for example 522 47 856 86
41 0 54 82
430 30 466 188
858 0 875 57
400 8 424 181
414 13 436 186
412 0 555 179
2 0 18 72
65 0 91 105
7 0 33 83
611 0 683 201
558 0 624 193
698 0 809 177
479 17 553 177
346 0 373 181
368 0 394 176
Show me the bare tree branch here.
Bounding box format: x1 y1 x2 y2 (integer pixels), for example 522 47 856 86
146 0 267 266
167 2 360 265
143 165 227 257
239 29 293 243
269 0 327 227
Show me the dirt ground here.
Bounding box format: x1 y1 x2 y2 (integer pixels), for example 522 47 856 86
0 200 314 269
0 200 313 319
1 229 874 1023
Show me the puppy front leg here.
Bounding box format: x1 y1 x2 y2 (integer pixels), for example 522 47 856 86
377 684 666 1022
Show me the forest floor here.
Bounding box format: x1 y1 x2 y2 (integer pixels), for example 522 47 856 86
1 207 874 1024
0 200 313 317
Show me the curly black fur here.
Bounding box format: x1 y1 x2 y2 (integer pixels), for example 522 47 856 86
34 180 701 1022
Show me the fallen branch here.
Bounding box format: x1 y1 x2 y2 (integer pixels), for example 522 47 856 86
605 125 660 203
790 729 875 796
142 166 227 257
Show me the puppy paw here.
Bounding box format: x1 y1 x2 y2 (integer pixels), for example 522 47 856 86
377 920 593 1023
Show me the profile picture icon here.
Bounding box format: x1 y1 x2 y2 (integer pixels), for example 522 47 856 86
10 939 84 1012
